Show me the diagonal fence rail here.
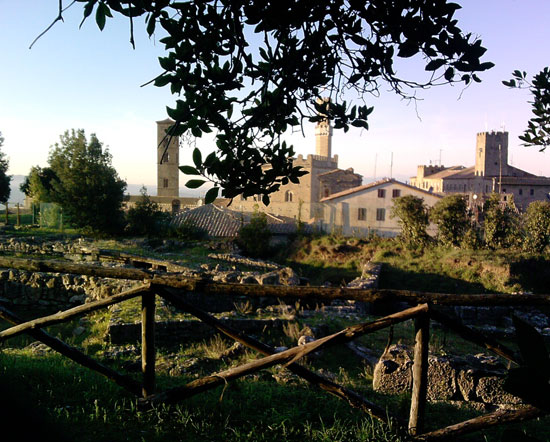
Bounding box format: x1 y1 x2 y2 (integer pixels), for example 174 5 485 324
0 256 548 440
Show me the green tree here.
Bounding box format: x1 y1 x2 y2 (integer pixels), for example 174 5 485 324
430 194 470 247
42 1 493 202
390 195 429 247
47 129 127 233
522 201 550 253
0 132 12 204
126 186 168 236
483 194 519 249
20 166 59 202
236 210 272 258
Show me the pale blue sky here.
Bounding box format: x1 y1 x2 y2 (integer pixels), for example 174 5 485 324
1 0 550 195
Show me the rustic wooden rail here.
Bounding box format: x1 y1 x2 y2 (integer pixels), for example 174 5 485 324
0 256 547 440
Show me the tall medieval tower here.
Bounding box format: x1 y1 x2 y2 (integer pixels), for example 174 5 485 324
315 119 332 158
157 119 179 197
474 131 509 177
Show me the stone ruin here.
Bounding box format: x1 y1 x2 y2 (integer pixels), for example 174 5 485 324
373 344 524 410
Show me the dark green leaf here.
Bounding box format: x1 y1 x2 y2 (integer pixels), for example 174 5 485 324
192 148 202 168
425 59 446 71
204 187 219 204
185 179 206 189
179 165 199 175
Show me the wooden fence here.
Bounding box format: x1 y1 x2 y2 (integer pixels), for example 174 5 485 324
0 256 548 440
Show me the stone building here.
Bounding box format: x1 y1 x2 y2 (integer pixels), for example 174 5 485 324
410 131 550 210
236 118 362 221
319 178 442 237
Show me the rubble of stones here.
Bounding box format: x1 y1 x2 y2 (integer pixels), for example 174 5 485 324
373 344 525 410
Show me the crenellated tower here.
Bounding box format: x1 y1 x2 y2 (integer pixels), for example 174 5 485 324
474 131 509 177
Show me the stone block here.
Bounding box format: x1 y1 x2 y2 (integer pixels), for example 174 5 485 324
373 345 413 394
476 376 523 405
427 356 458 400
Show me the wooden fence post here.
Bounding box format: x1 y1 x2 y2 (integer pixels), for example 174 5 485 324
16 203 20 226
409 308 430 436
141 291 156 398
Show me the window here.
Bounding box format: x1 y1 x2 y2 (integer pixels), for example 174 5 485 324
531 189 535 196
519 188 523 195
358 208 366 221
377 189 386 198
285 191 293 202
376 208 385 221
392 189 401 198
324 188 330 198
163 178 169 188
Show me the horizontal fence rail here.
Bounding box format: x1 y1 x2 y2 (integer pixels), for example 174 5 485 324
0 256 548 440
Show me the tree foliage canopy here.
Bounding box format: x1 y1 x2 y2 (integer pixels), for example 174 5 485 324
21 166 59 203
522 200 550 254
126 186 167 236
0 132 11 204
503 68 550 150
482 194 519 249
43 0 493 203
430 194 469 246
40 129 127 232
390 194 429 247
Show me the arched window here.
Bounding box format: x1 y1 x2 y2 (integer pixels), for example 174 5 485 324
285 191 293 202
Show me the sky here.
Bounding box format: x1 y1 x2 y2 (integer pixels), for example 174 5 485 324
1 0 550 198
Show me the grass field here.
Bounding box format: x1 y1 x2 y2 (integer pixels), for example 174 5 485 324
1 234 550 441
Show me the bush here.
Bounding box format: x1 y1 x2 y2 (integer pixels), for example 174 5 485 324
523 201 550 253
430 194 470 247
390 195 429 248
236 211 272 258
483 194 520 249
125 187 169 236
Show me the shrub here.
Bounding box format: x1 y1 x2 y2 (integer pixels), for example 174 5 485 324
483 194 520 249
236 210 272 258
390 195 429 247
430 194 470 247
523 201 550 253
125 187 169 236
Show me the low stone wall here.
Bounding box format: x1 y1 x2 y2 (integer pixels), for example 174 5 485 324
0 269 135 309
373 344 523 409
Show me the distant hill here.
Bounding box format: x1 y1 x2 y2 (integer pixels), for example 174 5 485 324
8 175 26 205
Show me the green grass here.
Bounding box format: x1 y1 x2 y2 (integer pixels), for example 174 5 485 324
2 233 550 440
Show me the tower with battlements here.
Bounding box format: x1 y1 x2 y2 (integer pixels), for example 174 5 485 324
475 131 509 177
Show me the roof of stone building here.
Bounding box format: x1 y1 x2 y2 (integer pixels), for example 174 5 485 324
413 165 474 180
173 204 243 237
172 204 306 237
317 168 361 178
506 165 537 178
319 178 442 202
499 176 550 185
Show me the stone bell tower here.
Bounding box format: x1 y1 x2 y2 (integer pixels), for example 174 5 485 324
157 118 179 197
315 97 333 158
